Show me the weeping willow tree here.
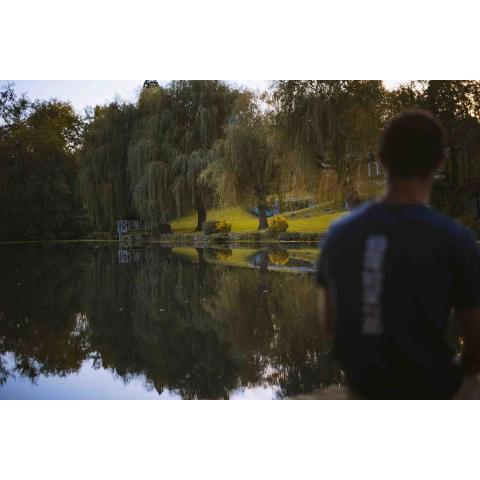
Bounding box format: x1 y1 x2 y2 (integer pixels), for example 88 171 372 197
207 95 280 230
168 81 240 230
271 80 386 205
78 101 136 232
170 149 213 229
127 81 241 231
127 86 177 230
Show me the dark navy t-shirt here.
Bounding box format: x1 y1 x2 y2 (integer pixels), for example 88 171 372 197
317 202 480 399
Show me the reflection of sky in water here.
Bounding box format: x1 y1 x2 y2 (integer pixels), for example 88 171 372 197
0 353 279 400
230 386 279 400
0 354 169 399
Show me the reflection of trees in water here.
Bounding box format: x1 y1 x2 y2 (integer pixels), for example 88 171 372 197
0 245 91 382
0 349 11 386
205 268 341 397
0 245 342 398
83 246 240 399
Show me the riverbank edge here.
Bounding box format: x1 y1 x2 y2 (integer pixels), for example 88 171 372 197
0 231 325 246
154 230 323 243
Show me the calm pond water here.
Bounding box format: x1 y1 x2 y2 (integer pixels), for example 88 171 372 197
0 243 342 399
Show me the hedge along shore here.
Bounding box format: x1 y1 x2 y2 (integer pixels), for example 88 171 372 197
0 231 325 246
152 230 323 244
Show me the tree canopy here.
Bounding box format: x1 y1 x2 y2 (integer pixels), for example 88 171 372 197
79 101 137 231
207 93 280 229
126 81 241 231
0 84 86 240
3 80 480 240
271 80 387 204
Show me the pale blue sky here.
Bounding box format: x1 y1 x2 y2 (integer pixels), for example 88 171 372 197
0 80 270 113
1 80 402 114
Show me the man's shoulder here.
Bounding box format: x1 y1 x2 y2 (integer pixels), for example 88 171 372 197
419 207 476 245
325 202 375 236
319 202 375 249
321 201 477 248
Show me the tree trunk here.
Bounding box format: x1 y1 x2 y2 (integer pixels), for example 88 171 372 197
258 250 269 274
258 205 268 230
338 161 359 209
195 205 207 232
196 248 207 277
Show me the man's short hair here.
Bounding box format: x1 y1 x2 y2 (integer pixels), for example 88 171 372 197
378 109 446 178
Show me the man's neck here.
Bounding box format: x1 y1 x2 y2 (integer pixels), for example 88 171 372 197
379 177 432 205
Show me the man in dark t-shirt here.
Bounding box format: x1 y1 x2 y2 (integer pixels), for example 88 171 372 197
317 110 480 399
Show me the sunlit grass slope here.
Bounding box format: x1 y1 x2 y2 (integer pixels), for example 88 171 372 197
282 205 345 233
171 207 259 233
170 202 346 234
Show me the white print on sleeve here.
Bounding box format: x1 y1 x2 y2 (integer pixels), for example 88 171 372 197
362 235 388 335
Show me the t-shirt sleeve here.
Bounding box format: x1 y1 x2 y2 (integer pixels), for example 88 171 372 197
316 233 331 287
452 232 480 310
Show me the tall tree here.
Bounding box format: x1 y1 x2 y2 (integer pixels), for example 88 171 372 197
79 101 137 232
0 85 86 240
143 80 160 90
384 81 425 118
424 81 480 216
170 149 213 229
208 94 279 230
424 81 480 179
168 80 240 230
271 80 387 204
127 85 177 230
128 81 240 231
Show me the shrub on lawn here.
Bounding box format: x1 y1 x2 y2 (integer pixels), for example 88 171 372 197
203 219 232 235
216 219 232 233
268 216 289 236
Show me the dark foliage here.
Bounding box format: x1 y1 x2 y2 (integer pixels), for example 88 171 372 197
0 85 88 240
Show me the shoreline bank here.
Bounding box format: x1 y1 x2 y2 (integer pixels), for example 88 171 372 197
0 231 325 246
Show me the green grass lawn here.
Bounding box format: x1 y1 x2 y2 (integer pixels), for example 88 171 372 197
170 202 346 234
